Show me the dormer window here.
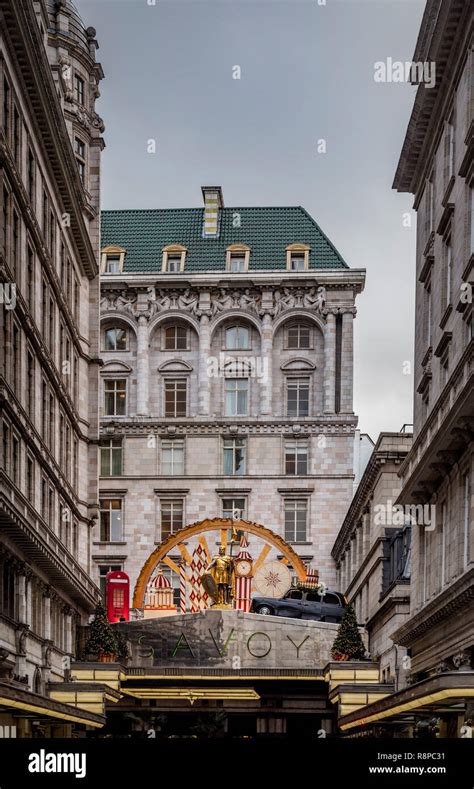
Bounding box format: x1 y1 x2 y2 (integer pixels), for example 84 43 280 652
74 74 85 105
286 244 310 272
162 245 186 273
226 244 250 273
101 246 126 274
105 255 120 273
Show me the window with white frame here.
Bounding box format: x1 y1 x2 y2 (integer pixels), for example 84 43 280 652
287 323 311 349
228 252 246 272
222 497 246 520
160 499 183 540
225 378 248 416
161 439 184 475
103 327 127 351
99 498 123 542
165 254 181 272
225 325 250 350
284 499 308 542
164 325 187 350
285 440 308 475
104 379 127 416
162 246 186 273
164 379 187 417
289 253 305 271
100 438 123 476
287 377 310 417
223 438 246 475
104 254 121 273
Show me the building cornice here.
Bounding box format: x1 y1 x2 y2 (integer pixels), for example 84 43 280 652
393 0 472 194
391 568 474 646
100 417 359 436
0 0 99 278
332 433 412 559
100 269 366 293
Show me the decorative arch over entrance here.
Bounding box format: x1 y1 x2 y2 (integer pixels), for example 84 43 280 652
132 517 308 609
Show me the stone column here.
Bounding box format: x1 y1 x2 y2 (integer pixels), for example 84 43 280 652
43 594 51 641
198 314 211 415
136 315 149 416
18 573 27 624
65 611 72 654
340 310 354 413
260 313 273 415
323 312 336 413
362 510 370 553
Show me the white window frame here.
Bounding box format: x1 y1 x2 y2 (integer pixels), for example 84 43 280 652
223 437 246 476
286 376 310 417
284 439 309 475
224 377 249 417
161 438 185 475
163 377 188 418
104 378 127 417
283 498 308 543
158 498 184 541
99 497 124 543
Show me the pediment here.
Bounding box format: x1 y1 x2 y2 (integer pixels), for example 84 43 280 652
157 359 194 373
102 360 133 373
281 358 316 372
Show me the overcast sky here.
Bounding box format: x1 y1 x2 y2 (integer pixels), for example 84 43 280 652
77 0 426 441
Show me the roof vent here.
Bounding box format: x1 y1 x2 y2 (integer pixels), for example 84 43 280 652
201 186 224 238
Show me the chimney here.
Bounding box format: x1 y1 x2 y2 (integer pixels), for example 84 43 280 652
201 186 224 238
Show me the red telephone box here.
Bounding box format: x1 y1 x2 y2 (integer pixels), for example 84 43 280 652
106 571 130 623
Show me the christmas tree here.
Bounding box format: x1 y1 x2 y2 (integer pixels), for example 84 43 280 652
84 604 118 659
331 603 366 661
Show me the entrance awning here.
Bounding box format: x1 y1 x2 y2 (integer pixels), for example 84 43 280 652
0 681 105 728
338 671 474 731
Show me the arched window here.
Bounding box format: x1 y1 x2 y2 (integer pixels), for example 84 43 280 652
286 323 311 349
164 325 187 350
103 326 128 351
225 325 250 350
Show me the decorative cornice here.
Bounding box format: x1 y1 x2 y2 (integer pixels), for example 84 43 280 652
391 568 474 646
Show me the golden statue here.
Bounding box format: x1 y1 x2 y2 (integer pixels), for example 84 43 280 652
201 546 235 608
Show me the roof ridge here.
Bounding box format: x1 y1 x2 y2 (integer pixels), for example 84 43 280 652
101 205 306 213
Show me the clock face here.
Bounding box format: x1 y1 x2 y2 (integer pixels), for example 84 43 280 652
236 560 252 577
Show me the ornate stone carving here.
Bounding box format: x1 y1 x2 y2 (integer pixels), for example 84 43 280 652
452 650 472 671
101 284 334 322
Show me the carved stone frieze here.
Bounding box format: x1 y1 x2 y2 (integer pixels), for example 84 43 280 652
101 284 331 322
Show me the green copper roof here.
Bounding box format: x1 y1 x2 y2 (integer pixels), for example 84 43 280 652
101 206 348 273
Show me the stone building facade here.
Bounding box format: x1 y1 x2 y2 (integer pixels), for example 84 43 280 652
97 188 366 600
332 432 412 690
338 0 474 737
0 0 103 733
391 0 473 681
